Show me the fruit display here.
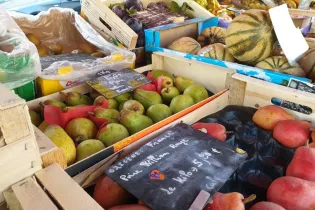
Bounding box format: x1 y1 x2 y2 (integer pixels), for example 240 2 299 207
197 43 235 62
110 0 192 47
29 69 211 167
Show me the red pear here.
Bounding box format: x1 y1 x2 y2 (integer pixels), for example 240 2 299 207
286 146 315 181
309 142 315 148
108 204 151 210
138 84 157 92
267 176 315 210
211 192 255 210
273 120 311 148
250 202 285 210
192 123 227 141
253 105 294 130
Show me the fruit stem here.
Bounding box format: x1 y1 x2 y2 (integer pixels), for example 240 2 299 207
242 194 256 204
59 91 67 97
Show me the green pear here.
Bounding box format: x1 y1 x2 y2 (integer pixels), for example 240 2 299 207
151 70 174 81
122 100 145 114
183 84 209 103
174 76 194 93
29 110 42 126
90 108 120 123
133 89 163 110
161 87 180 104
119 101 125 111
146 104 172 123
170 95 194 114
159 76 173 89
120 110 153 135
108 99 119 110
96 123 129 147
42 99 67 109
114 92 132 104
65 118 97 143
93 96 118 110
76 139 105 162
61 91 92 106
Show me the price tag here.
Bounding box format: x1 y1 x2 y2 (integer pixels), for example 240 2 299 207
269 5 309 65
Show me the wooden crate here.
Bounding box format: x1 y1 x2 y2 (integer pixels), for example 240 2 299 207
27 52 235 176
3 164 103 210
72 72 315 188
81 0 214 49
0 84 42 204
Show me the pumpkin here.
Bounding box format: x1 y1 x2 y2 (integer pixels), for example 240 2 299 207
197 43 235 62
197 27 226 47
168 37 201 55
226 9 277 64
298 48 315 81
256 56 306 77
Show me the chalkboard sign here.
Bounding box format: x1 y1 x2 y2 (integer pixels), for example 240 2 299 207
86 68 151 98
106 123 247 210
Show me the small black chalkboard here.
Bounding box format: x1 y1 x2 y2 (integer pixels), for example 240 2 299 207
86 68 151 98
106 123 247 210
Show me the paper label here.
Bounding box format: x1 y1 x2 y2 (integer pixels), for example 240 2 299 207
269 5 309 65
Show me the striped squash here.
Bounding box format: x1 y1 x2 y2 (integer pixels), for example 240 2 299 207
168 37 201 55
298 48 315 81
197 27 226 47
256 56 306 77
197 43 235 62
226 9 277 64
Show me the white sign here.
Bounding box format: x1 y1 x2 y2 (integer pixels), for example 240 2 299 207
269 5 309 65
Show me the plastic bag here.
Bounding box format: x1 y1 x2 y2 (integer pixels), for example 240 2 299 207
0 6 41 89
9 8 136 81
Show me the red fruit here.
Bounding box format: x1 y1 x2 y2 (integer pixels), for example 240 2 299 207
211 192 245 210
108 204 151 210
286 146 315 181
309 142 315 148
138 84 157 92
253 105 294 130
273 120 311 148
250 202 285 210
192 123 227 141
312 130 315 142
267 176 315 210
203 203 212 210
146 71 154 81
156 76 173 94
93 176 134 209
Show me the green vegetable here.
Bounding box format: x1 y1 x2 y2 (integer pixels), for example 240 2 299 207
168 1 181 13
194 0 208 8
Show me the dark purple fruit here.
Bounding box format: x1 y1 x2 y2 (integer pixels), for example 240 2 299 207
122 15 131 22
125 18 143 33
129 1 143 11
112 5 126 19
156 2 168 9
125 0 140 9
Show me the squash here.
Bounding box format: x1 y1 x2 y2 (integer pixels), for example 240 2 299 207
256 56 306 77
197 43 235 62
168 37 201 55
298 48 315 81
197 27 226 47
226 9 277 64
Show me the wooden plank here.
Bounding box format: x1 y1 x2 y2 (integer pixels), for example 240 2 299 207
233 73 315 124
289 8 315 17
151 53 165 70
34 126 67 169
35 164 103 210
11 177 58 210
3 189 22 210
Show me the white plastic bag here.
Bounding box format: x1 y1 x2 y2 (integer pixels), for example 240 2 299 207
0 6 41 89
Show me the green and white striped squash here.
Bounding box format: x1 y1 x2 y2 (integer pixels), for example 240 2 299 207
197 27 226 47
226 9 277 64
256 56 306 77
168 37 201 55
197 43 235 62
298 48 315 81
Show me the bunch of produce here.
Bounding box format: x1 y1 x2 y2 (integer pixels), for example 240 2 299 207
167 9 315 80
240 0 298 9
25 33 106 58
186 105 315 210
29 69 210 167
110 0 193 47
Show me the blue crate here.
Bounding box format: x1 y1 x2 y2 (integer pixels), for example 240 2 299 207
145 17 311 86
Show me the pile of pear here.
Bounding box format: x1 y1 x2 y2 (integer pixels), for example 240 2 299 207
29 70 209 167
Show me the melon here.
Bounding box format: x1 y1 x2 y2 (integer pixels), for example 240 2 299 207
168 37 201 55
226 9 276 64
256 56 306 77
197 43 235 62
197 27 226 47
298 48 315 81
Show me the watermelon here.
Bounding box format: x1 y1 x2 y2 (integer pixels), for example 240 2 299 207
168 37 201 55
256 56 306 77
226 9 276 64
298 48 315 81
197 43 235 62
